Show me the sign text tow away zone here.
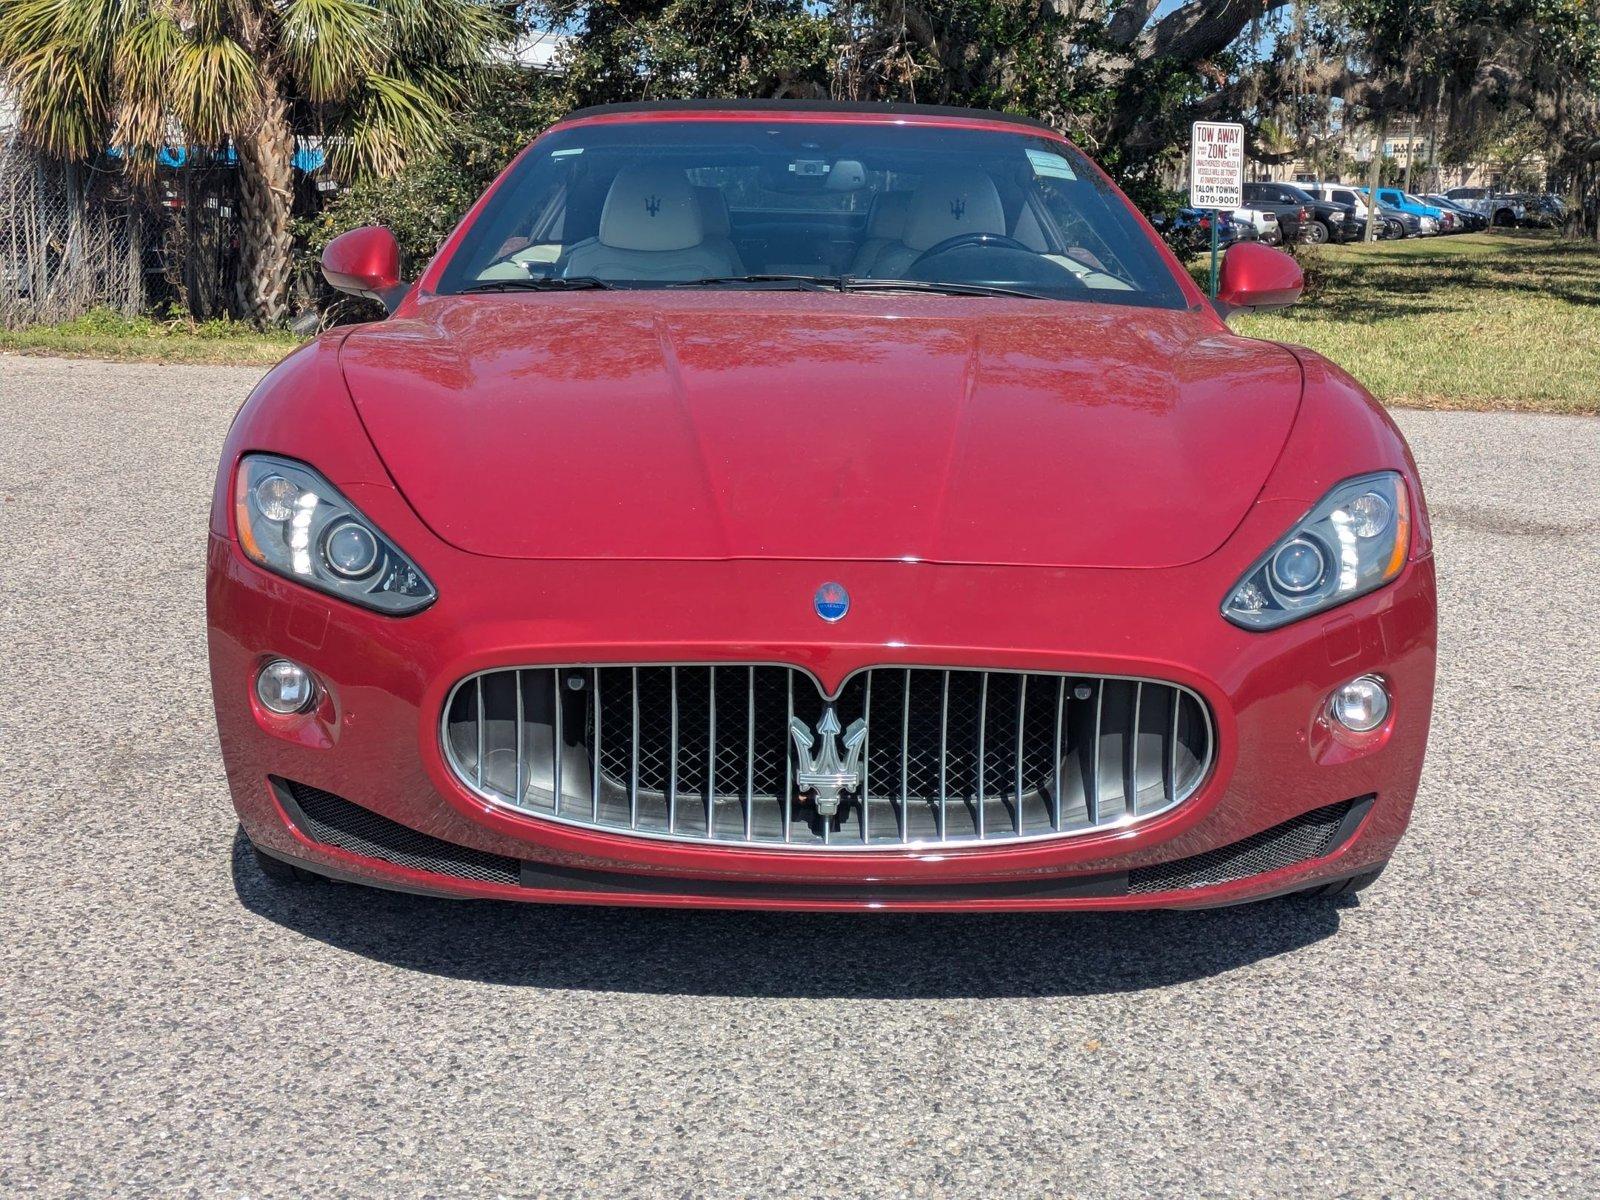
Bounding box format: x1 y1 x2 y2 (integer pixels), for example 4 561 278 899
1189 122 1245 211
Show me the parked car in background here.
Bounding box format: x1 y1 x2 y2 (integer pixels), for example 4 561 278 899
1301 183 1405 239
1375 198 1426 237
1509 193 1564 227
1534 193 1566 225
1365 189 1443 234
1241 181 1360 243
1311 194 1367 243
1422 195 1489 232
1231 206 1283 246
1151 207 1257 255
1444 188 1524 227
1400 190 1456 232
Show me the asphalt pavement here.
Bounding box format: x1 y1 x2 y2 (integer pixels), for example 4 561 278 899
2 354 1597 1197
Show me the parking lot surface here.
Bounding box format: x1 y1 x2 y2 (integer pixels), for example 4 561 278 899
2 355 1597 1197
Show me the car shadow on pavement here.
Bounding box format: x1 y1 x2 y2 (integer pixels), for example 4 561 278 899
230 830 1349 999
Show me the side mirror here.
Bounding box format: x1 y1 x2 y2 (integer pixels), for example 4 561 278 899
322 226 408 313
1216 242 1302 314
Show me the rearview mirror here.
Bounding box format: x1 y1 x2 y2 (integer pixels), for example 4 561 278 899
322 226 408 313
1215 242 1302 314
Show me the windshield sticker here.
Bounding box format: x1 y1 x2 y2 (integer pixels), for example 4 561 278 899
1027 150 1077 181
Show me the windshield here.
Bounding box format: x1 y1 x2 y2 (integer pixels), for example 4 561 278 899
434 118 1187 309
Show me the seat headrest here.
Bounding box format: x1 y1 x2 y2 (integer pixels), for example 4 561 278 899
599 165 704 252
902 168 1005 251
866 191 910 239
693 186 732 239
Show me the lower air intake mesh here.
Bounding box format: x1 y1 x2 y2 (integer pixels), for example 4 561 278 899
1128 798 1360 894
276 778 1369 899
278 779 520 885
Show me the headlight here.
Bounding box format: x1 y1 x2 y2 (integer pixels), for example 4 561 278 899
232 454 436 614
1222 472 1411 630
1329 211 1345 221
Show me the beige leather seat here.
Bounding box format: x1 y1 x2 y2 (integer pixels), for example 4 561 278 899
693 186 747 275
864 168 1007 278
562 165 740 281
849 192 910 276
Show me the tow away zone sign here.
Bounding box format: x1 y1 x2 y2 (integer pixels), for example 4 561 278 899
1189 121 1244 210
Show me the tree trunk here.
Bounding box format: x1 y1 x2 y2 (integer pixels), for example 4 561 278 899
1365 113 1388 242
236 92 295 327
1401 122 1413 194
1428 92 1443 193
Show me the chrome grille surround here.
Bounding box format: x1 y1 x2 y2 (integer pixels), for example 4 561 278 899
441 665 1215 851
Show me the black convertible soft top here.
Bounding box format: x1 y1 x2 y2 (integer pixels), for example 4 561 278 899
557 98 1056 134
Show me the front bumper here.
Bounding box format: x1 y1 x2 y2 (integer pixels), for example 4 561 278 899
209 512 1437 911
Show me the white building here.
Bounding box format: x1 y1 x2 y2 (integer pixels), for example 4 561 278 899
495 30 573 72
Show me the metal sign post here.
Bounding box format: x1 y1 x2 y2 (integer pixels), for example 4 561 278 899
1189 121 1245 299
1209 214 1221 298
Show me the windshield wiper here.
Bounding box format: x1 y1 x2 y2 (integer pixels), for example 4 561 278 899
840 277 1052 301
459 274 1049 300
460 275 614 293
670 274 843 291
673 274 1053 300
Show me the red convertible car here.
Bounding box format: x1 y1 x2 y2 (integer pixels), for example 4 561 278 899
209 101 1436 911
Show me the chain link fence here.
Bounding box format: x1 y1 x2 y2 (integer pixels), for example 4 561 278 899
0 139 149 329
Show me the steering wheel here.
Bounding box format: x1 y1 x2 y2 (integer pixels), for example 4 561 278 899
908 232 1030 271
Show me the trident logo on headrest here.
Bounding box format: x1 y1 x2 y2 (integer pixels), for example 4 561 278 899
789 706 868 818
644 194 662 217
949 196 966 220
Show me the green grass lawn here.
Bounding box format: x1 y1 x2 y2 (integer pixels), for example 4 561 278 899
0 310 299 366
1234 231 1600 415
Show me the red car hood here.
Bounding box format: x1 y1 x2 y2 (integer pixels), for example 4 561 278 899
339 292 1302 568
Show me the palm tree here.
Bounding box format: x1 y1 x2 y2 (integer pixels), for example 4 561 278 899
0 0 506 324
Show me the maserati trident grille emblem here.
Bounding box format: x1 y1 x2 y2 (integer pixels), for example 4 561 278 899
789 706 868 817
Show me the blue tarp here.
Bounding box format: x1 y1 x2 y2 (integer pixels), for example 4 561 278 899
105 143 324 171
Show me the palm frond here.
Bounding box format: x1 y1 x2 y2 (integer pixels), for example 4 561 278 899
8 44 107 158
403 58 476 109
168 32 259 144
185 0 237 42
328 70 449 178
373 0 508 66
0 0 135 159
279 0 389 103
112 13 184 154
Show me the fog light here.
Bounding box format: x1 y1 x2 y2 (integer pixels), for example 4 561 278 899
256 658 316 714
1330 675 1389 732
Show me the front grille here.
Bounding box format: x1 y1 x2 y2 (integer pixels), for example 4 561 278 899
442 665 1214 850
1128 798 1361 893
276 778 521 884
